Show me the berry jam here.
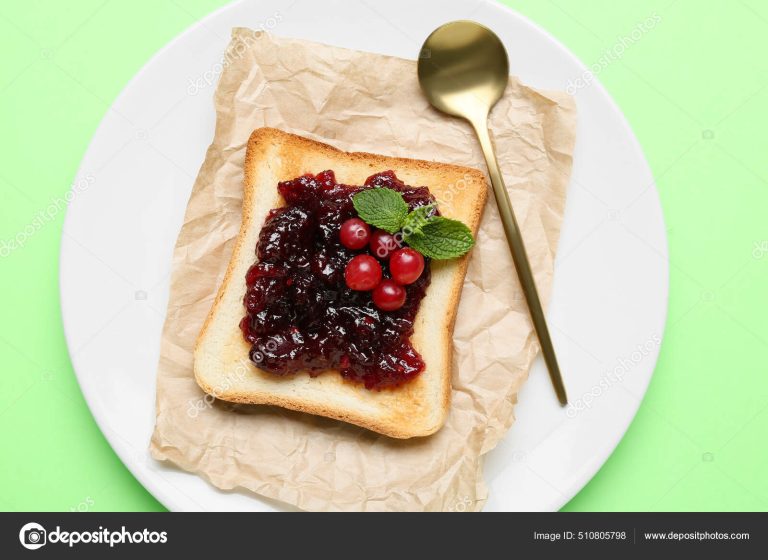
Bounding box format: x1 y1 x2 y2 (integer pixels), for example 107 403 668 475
240 170 436 390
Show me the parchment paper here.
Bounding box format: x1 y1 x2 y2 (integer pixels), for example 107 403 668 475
150 29 576 511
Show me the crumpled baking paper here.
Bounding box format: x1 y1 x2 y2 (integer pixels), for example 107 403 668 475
150 29 576 511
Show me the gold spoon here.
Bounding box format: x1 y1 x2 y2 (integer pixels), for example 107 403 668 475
418 20 568 405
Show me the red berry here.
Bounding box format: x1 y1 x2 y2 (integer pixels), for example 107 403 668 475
339 218 370 250
344 255 382 291
369 230 400 259
372 280 406 311
389 248 425 285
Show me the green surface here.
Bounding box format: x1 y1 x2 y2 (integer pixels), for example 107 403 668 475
0 0 766 512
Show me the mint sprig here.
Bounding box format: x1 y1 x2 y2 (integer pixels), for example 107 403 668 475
351 188 475 260
352 188 409 234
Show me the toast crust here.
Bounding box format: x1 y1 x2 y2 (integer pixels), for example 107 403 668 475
194 128 487 438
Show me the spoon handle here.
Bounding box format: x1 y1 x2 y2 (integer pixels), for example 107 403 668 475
471 120 568 406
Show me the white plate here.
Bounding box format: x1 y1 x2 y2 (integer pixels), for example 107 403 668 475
60 0 668 511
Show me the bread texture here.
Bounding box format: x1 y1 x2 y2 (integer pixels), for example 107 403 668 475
194 128 487 438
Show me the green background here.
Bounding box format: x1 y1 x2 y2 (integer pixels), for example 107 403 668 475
1 0 766 512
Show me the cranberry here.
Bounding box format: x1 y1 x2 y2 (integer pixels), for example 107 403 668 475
344 254 382 291
390 248 425 285
369 230 400 259
373 280 407 311
339 218 371 250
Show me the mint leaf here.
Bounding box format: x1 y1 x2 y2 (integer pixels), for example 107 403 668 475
352 188 408 234
401 204 437 237
405 217 475 259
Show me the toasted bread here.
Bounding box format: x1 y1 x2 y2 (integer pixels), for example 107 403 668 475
194 128 487 438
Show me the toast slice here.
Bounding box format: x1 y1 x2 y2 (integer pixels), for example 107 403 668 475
194 128 487 438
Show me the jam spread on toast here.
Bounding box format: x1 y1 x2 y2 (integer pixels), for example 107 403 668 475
240 170 434 390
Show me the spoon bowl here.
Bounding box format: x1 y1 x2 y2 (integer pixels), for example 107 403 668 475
418 21 509 120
